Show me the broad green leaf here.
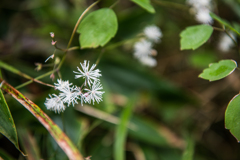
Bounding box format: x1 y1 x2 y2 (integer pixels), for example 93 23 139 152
114 99 134 160
210 13 240 35
180 25 213 50
225 94 240 142
0 89 20 153
198 59 237 81
131 0 155 13
77 8 118 49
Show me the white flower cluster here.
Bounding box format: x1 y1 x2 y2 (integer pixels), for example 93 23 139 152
133 25 162 67
218 32 236 52
187 0 213 24
45 60 105 113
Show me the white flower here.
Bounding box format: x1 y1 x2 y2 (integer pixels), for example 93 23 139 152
73 60 101 86
186 0 213 24
218 32 236 52
45 94 66 113
84 81 105 105
195 8 213 24
144 25 162 43
54 79 86 107
134 40 153 59
138 56 157 67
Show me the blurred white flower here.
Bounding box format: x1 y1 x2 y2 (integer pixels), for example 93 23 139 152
186 0 213 24
187 0 211 8
218 32 236 52
144 25 162 43
138 56 157 67
74 60 101 86
45 94 66 113
84 81 105 105
195 8 213 24
134 40 153 58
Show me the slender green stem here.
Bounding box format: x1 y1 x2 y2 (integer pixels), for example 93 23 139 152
225 30 238 46
225 30 240 55
67 0 100 49
212 26 225 32
57 0 100 71
153 0 189 11
110 0 120 9
95 49 105 66
15 70 54 89
0 61 54 89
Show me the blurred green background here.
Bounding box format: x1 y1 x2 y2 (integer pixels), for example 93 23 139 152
1 0 240 159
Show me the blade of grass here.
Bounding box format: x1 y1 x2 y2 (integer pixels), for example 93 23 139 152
0 78 83 160
114 98 135 160
18 128 41 159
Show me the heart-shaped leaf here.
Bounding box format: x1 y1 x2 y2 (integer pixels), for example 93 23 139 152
131 0 155 13
180 25 213 50
225 94 240 142
198 59 237 81
77 8 118 49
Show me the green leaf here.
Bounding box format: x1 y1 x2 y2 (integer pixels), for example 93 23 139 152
180 25 213 50
0 89 21 153
0 78 83 159
131 0 155 13
114 99 134 160
198 59 237 81
225 94 240 142
210 13 240 35
77 8 118 49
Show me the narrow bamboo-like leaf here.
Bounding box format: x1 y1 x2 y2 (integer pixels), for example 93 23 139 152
0 78 83 160
131 0 155 13
180 25 213 50
182 137 194 160
210 13 240 35
198 59 237 81
114 99 134 160
77 8 118 49
0 89 21 154
18 128 41 160
225 94 240 142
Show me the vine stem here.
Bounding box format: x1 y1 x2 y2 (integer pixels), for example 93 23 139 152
212 26 225 32
57 0 101 71
153 0 189 11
